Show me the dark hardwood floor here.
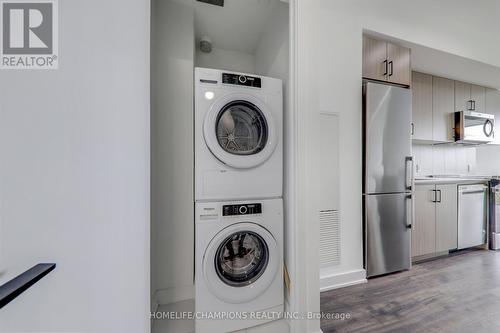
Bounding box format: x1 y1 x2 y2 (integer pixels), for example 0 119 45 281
321 250 500 333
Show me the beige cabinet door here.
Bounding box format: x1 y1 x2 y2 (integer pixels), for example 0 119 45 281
363 36 387 82
412 185 436 258
455 81 471 112
486 88 500 145
471 84 486 114
387 42 411 86
435 184 458 252
412 72 433 140
433 76 455 142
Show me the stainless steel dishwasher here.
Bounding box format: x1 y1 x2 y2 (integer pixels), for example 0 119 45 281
458 184 487 249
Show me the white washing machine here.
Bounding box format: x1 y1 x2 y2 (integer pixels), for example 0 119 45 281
195 198 284 333
195 67 283 202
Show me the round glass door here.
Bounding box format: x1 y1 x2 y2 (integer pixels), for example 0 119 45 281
215 101 268 156
203 93 278 169
215 231 269 287
203 222 279 303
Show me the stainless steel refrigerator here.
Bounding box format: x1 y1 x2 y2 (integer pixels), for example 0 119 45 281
363 81 413 278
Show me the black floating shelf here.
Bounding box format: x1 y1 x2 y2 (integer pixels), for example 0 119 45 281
0 263 56 309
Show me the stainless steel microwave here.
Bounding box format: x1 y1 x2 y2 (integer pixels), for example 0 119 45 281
455 111 495 144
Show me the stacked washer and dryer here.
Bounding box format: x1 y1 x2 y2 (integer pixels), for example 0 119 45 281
194 67 284 333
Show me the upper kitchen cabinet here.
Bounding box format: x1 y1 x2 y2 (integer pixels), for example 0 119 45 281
387 42 411 86
412 72 491 143
363 36 387 82
432 76 455 142
454 81 470 113
455 81 486 114
411 72 454 142
486 88 500 145
363 35 411 87
471 85 486 114
412 72 433 141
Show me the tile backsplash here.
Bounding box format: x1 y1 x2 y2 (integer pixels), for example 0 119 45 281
413 144 477 176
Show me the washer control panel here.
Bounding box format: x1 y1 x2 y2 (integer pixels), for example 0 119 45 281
222 203 262 216
222 73 262 88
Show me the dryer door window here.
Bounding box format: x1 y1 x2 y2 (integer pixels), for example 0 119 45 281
215 231 269 287
216 101 268 156
203 94 278 169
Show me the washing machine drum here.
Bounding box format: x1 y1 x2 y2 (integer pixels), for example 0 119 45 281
204 94 278 169
203 222 280 303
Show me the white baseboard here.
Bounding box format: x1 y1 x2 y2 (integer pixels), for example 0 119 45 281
320 269 366 292
154 284 194 306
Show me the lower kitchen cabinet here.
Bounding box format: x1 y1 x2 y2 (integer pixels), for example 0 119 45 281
412 184 458 260
412 185 436 257
435 184 458 252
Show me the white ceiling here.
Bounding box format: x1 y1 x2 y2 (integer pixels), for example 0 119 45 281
173 0 281 54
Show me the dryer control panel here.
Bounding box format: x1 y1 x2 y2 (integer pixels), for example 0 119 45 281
222 73 262 88
222 203 262 216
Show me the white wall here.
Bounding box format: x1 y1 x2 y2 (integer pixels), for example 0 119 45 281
294 1 500 331
295 2 363 307
0 0 150 332
254 0 290 300
252 3 290 332
196 47 256 73
151 0 195 308
255 1 289 80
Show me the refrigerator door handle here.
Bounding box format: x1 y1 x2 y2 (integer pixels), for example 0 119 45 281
405 156 414 191
405 193 413 229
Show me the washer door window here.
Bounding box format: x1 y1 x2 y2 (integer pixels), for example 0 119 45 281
216 101 268 156
204 93 278 169
215 231 268 287
204 223 280 303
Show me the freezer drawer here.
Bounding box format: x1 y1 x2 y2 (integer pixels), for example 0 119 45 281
364 82 412 194
458 184 487 249
365 192 412 277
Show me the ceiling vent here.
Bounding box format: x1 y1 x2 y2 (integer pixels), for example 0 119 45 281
197 0 224 7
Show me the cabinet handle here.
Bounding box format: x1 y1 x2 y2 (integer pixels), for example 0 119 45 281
388 61 394 76
472 100 476 110
383 60 388 76
467 100 474 111
431 189 437 203
411 122 415 135
437 189 442 203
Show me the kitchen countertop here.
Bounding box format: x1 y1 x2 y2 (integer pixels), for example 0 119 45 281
415 176 491 185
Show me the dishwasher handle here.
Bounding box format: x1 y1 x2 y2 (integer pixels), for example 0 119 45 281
460 189 487 195
459 185 487 195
